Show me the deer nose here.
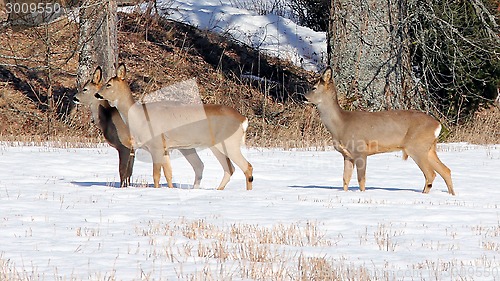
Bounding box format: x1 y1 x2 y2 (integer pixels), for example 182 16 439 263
94 93 104 100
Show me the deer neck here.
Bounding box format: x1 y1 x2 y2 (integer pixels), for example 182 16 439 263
89 100 111 128
113 90 136 125
316 91 345 139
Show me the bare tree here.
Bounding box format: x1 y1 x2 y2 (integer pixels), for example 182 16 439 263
77 0 118 88
407 0 500 123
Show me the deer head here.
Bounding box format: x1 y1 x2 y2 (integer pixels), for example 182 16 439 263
304 67 337 105
73 66 103 106
95 63 131 108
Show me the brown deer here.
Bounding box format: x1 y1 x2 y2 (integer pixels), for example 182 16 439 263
304 67 455 195
94 63 253 190
73 67 205 188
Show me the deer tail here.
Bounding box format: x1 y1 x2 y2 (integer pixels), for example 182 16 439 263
241 118 249 145
402 150 409 161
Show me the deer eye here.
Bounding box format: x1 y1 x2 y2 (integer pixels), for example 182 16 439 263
106 83 112 88
83 88 87 92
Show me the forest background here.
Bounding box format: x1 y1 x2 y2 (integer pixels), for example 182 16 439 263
0 0 498 146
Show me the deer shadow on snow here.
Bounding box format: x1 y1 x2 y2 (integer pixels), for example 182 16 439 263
289 185 422 193
71 181 196 189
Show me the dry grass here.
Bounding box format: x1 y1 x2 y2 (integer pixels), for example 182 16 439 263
4 215 500 280
0 257 24 281
373 223 405 252
136 217 374 280
0 218 375 281
447 106 500 144
471 222 500 252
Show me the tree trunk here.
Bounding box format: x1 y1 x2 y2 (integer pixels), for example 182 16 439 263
77 0 118 89
327 0 416 111
0 0 7 23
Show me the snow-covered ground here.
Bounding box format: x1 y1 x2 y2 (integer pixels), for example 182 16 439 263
120 0 327 71
1 142 500 280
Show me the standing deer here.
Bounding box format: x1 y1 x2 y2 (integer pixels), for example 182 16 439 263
73 67 134 187
304 67 455 195
73 67 205 188
94 63 253 190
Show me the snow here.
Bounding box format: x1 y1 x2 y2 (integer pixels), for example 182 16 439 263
1 142 500 279
120 0 327 71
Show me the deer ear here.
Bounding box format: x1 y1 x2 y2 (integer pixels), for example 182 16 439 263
116 63 126 80
321 67 333 82
92 66 102 83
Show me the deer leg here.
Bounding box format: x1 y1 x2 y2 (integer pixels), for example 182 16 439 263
409 152 436 194
210 147 235 190
127 148 135 186
428 147 455 195
157 134 174 188
218 143 253 191
117 145 132 187
242 162 253 191
343 157 354 191
160 153 174 188
179 148 204 189
152 162 162 188
354 155 367 191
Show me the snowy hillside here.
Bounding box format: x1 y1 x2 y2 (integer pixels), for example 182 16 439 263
1 143 499 279
120 0 327 71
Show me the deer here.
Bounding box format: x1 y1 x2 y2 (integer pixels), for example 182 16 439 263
73 67 135 187
73 66 205 189
94 63 253 190
304 67 455 195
